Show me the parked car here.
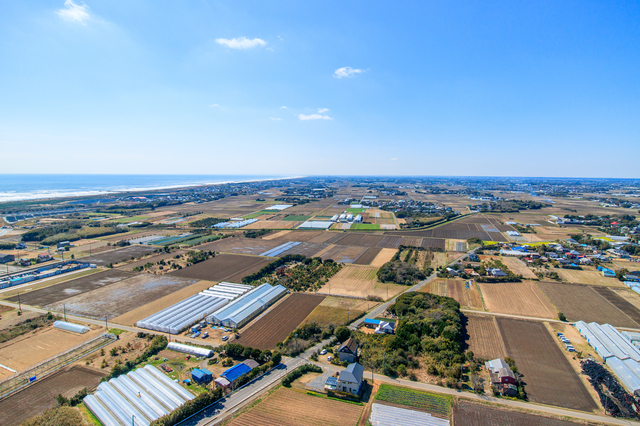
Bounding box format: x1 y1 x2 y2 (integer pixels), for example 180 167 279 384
222 335 229 341
320 349 327 355
201 332 209 339
327 356 333 362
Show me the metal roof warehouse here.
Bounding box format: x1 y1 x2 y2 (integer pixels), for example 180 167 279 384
207 283 288 328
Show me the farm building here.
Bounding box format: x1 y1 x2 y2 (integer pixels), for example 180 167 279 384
370 403 450 426
338 338 359 363
576 321 640 395
137 282 253 334
337 363 364 395
499 249 528 257
354 214 363 223
37 253 52 262
468 253 479 262
53 320 90 334
207 283 288 328
221 363 252 384
83 365 195 426
364 318 382 328
0 254 14 264
167 342 213 358
298 221 333 229
191 368 213 384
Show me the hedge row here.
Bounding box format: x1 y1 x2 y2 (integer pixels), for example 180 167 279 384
281 364 323 387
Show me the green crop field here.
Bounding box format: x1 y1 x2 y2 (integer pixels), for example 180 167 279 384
243 211 272 219
375 384 451 417
353 224 380 230
113 215 150 223
282 215 311 221
346 208 366 213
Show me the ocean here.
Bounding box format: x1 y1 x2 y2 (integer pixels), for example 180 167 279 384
0 174 293 203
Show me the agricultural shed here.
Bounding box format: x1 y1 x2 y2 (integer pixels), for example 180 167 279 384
267 204 293 210
500 249 528 256
136 282 253 334
167 342 213 358
84 365 194 426
53 320 90 334
575 321 640 362
221 363 252 383
370 403 450 426
191 368 213 384
606 357 640 396
207 283 288 328
298 221 333 229
364 318 382 328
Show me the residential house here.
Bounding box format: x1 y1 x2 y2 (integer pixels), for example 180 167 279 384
468 253 479 262
18 258 31 266
375 322 394 334
338 337 359 363
489 268 507 277
37 253 52 262
485 358 517 385
337 363 364 396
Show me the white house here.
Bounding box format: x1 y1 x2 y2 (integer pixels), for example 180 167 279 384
337 363 364 395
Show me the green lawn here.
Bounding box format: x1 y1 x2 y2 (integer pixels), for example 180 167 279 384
282 215 311 221
353 223 380 230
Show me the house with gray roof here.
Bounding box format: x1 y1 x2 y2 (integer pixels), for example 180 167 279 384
337 362 364 395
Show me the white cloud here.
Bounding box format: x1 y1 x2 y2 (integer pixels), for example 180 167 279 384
56 0 90 24
208 104 220 107
333 66 364 79
298 114 333 121
215 37 267 49
317 108 329 113
269 117 282 121
390 158 398 161
280 106 288 109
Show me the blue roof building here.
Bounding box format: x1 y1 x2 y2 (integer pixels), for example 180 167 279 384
191 368 213 384
221 363 251 383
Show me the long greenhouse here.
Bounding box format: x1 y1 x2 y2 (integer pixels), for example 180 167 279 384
207 283 288 328
136 282 253 334
83 365 194 426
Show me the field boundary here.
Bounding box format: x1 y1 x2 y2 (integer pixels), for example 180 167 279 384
0 333 116 400
314 292 367 300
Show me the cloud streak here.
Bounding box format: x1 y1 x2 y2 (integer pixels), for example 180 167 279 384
56 0 90 24
215 37 267 49
334 66 364 79
269 117 281 121
298 114 332 121
317 108 329 113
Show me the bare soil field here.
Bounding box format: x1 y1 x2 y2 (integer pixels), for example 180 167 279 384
0 325 103 374
496 317 597 412
591 286 640 324
228 387 363 426
7 269 136 307
537 282 639 327
279 242 329 258
84 245 157 265
453 400 588 426
111 279 217 326
242 220 298 229
353 247 382 265
272 230 335 243
378 235 402 248
610 287 640 311
262 230 291 240
303 296 377 327
461 314 506 359
478 281 557 318
399 236 423 247
500 257 538 279
169 254 270 282
321 265 404 299
370 248 398 267
47 274 197 320
321 245 369 264
422 279 483 309
236 293 325 350
556 268 623 287
0 365 105 426
198 236 282 255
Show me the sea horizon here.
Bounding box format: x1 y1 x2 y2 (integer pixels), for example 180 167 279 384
0 174 299 203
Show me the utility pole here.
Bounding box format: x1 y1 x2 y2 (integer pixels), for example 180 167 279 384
17 292 21 312
105 315 108 331
64 304 67 322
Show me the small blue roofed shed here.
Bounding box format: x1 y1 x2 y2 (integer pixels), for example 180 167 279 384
191 368 213 384
221 363 251 383
364 319 381 328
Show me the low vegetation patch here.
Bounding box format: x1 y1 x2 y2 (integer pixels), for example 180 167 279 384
281 363 323 387
243 255 342 292
377 247 434 285
376 384 451 417
0 312 58 344
21 406 86 426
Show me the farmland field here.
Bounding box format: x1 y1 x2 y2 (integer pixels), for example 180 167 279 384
119 250 186 271
279 242 329 258
47 275 197 320
321 265 404 299
353 247 382 265
169 254 271 282
228 387 363 426
370 248 398 267
499 256 538 279
453 400 586 426
319 245 369 263
421 279 483 309
496 317 597 411
236 293 325 350
555 268 622 286
353 223 381 230
591 286 640 324
375 384 451 419
461 314 506 359
198 236 282 255
537 282 639 327
83 245 157 265
241 220 299 229
0 325 104 377
0 365 106 426
282 214 312 221
478 281 557 318
303 296 377 326
6 269 136 307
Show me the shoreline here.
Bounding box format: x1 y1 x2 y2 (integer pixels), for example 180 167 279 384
0 175 305 203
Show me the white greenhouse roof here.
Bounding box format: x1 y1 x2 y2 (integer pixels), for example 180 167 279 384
370 403 450 426
298 221 333 229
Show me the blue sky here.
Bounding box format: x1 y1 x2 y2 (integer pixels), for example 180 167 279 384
1 1 638 177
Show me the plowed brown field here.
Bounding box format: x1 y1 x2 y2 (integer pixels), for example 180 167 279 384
321 265 404 299
229 387 364 426
479 281 557 318
462 314 506 359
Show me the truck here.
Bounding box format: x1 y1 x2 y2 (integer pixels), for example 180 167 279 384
191 325 201 333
